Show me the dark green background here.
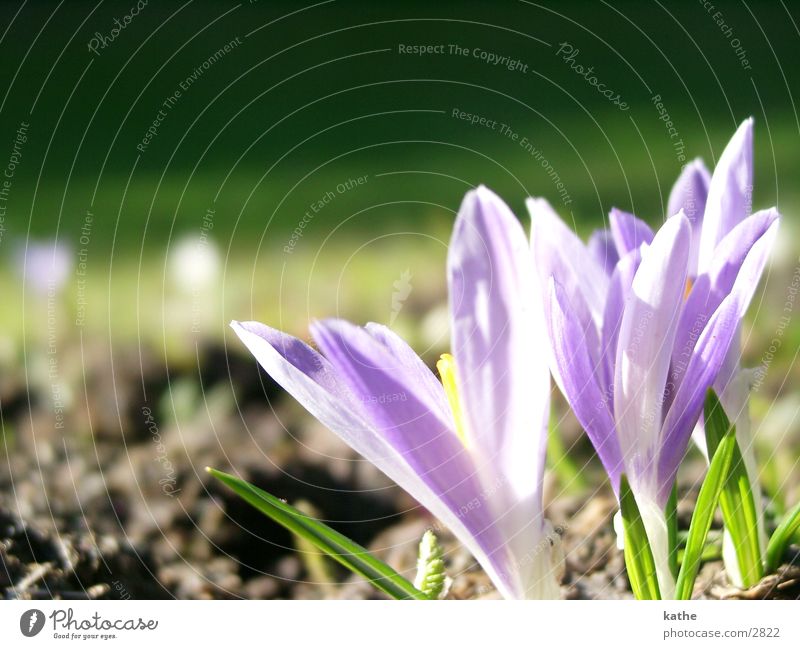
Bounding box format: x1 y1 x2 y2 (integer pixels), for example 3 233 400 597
1 0 797 251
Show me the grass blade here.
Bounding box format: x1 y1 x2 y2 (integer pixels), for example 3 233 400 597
207 467 429 600
547 413 587 492
619 474 661 600
667 483 678 580
765 500 800 573
675 430 736 599
704 389 763 586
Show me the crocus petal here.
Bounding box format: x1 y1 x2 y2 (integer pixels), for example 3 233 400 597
231 319 532 600
697 118 754 274
638 497 676 599
364 322 452 425
588 228 619 276
310 318 472 492
656 294 742 504
528 196 609 326
529 198 604 377
232 320 469 526
710 208 779 394
546 278 623 490
707 208 779 318
450 187 559 598
668 158 711 223
659 206 777 505
600 247 642 399
308 318 523 595
671 208 779 394
449 186 548 503
231 320 371 433
609 208 654 257
613 213 690 497
667 158 711 276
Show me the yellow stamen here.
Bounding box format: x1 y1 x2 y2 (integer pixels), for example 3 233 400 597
437 353 469 448
684 277 694 301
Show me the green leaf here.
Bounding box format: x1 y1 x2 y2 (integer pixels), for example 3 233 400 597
703 389 730 457
547 412 587 492
291 500 337 591
675 429 736 600
677 541 722 564
207 467 429 600
619 474 661 600
765 500 800 573
666 483 679 579
704 389 763 587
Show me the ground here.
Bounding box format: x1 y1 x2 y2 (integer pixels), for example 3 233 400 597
1 341 798 600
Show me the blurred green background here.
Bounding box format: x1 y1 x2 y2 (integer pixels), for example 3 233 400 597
1 0 798 347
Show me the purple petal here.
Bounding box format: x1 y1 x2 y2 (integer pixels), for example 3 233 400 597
232 320 453 508
546 278 623 490
600 247 642 399
667 158 711 276
613 213 690 495
232 320 514 596
668 158 711 222
588 229 619 276
711 208 779 393
667 272 712 408
450 187 561 597
17 240 73 293
310 318 469 485
706 208 779 308
657 294 742 504
698 118 754 274
609 207 654 257
529 196 609 326
658 209 778 504
231 320 369 428
671 208 779 395
365 322 452 424
449 186 549 503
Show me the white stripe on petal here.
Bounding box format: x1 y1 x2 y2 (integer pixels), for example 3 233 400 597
613 213 690 497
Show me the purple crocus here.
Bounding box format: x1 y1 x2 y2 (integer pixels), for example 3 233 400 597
15 239 72 295
231 186 560 599
530 154 778 596
668 118 768 584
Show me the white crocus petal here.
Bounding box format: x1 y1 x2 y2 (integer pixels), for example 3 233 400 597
638 497 676 599
527 196 610 325
449 186 557 598
612 499 676 599
527 535 563 600
612 510 625 550
449 187 548 503
722 531 744 588
614 213 691 496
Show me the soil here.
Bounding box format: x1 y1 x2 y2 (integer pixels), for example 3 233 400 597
1 342 798 600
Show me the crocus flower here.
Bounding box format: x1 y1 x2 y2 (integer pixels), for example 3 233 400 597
530 170 778 596
231 186 560 599
668 118 768 584
15 239 72 295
